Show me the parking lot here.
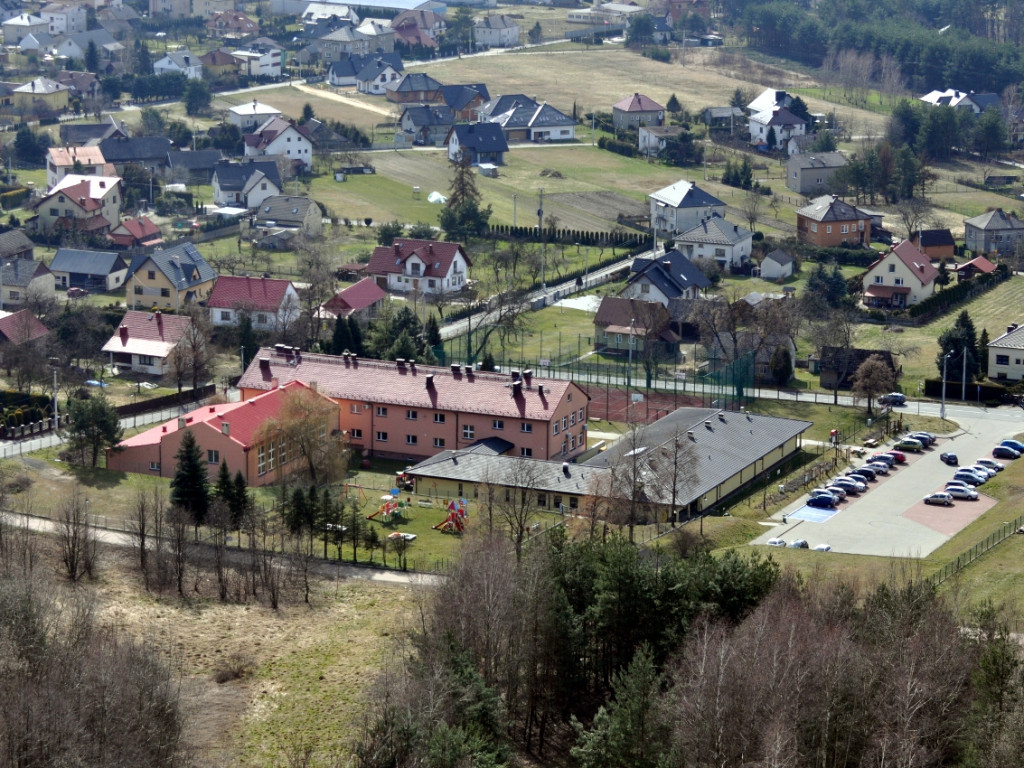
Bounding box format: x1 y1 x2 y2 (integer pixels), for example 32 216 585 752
754 406 1023 557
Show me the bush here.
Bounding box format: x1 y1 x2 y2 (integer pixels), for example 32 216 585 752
0 188 29 210
213 652 255 683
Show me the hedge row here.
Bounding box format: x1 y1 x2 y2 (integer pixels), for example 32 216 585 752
906 264 1011 320
597 136 639 158
0 188 30 210
485 224 646 247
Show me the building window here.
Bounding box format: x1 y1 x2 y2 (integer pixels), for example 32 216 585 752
562 417 568 430
889 264 896 272
267 441 275 471
578 408 584 421
147 270 156 280
874 276 883 284
350 428 363 439
257 313 268 324
135 285 143 294
406 434 417 445
996 354 1010 365
434 413 445 423
49 207 58 216
810 222 817 233
462 424 475 440
894 278 904 286
149 461 161 471
258 445 266 474
493 419 504 430
553 495 562 509
350 404 360 413
537 493 547 507
521 423 532 433
406 409 418 420
376 406 388 417
137 355 155 366
520 447 532 457
826 225 832 234
220 311 231 321
553 423 559 435
640 282 650 293
207 450 219 464
433 437 445 448
161 288 170 297
376 431 388 442
570 412 576 426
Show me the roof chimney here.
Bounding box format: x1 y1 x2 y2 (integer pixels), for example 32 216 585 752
451 363 460 375
119 324 128 341
1009 324 1018 334
511 380 522 396
221 422 230 436
537 384 544 396
259 357 270 369
562 461 570 476
178 417 186 429
425 373 434 388
155 310 162 327
522 369 532 385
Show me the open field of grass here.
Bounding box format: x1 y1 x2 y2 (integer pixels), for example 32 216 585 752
748 399 949 444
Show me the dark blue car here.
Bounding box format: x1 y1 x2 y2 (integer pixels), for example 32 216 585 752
807 495 836 509
1001 439 1024 453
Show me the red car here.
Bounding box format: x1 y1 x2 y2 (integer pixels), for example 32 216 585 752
884 450 907 463
67 287 88 298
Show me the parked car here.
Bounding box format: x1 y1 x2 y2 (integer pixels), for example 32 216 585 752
813 543 833 552
945 480 972 491
953 470 986 486
788 539 809 549
848 466 876 481
885 450 907 463
66 286 88 298
810 488 838 500
806 495 836 509
976 458 1005 473
946 485 979 500
767 538 786 547
924 492 954 506
909 432 936 446
940 452 959 466
869 453 896 466
879 392 906 406
1001 439 1024 453
832 476 865 493
824 485 848 500
866 461 890 475
895 438 924 452
966 464 997 479
993 445 1021 459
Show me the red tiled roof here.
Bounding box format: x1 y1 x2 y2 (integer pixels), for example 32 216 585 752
115 215 161 242
0 309 48 344
322 277 386 317
958 255 997 274
612 93 664 113
118 380 322 449
888 240 940 285
208 275 294 312
46 179 102 211
366 238 470 279
100 310 192 360
238 347 584 421
243 117 313 150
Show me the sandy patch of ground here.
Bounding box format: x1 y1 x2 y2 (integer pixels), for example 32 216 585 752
556 295 602 312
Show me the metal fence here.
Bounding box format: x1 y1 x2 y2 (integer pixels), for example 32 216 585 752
929 513 1024 586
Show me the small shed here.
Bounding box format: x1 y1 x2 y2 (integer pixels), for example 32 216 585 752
478 163 498 178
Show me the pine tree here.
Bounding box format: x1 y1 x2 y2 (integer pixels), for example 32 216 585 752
389 329 419 362
666 93 681 114
978 327 990 378
238 314 257 368
170 431 209 527
331 315 353 355
480 350 497 372
347 316 364 355
287 487 309 534
231 470 249 530
214 459 234 509
423 315 442 349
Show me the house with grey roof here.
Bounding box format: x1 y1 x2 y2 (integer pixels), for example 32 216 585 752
165 150 225 185
489 101 576 142
759 249 794 280
674 214 753 270
649 180 726 237
253 195 323 238
964 208 1024 256
0 230 35 262
327 52 403 87
0 259 52 309
445 123 508 165
55 29 122 63
988 322 1024 382
473 14 519 47
49 248 128 292
355 56 402 94
125 241 217 309
3 14 46 45
621 249 711 305
386 71 442 103
212 160 282 208
748 106 806 149
439 83 489 120
785 151 847 195
98 136 172 173
153 50 203 79
400 104 455 146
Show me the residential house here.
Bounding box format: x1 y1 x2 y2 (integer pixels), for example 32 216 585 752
228 100 282 132
785 152 847 195
861 240 939 309
919 88 1001 114
253 195 323 238
60 117 126 147
300 2 360 25
964 208 1024 256
0 230 34 262
0 260 52 308
153 50 203 79
400 104 455 146
593 296 678 358
955 255 998 282
207 275 300 330
392 9 444 40
98 136 172 174
200 48 239 79
439 83 489 121
746 87 792 116
54 71 102 105
367 237 470 295
327 52 402 87
149 0 190 19
193 0 237 18
354 18 394 52
649 180 726 236
488 101 576 142
107 380 337 485
45 145 109 191
817 346 898 390
18 32 56 54
611 92 665 131
206 10 259 39
2 14 46 44
212 160 282 208
164 150 225 185
748 106 806 149
243 116 314 172
759 249 795 280
386 71 442 103
317 25 375 62
705 330 797 383
108 216 163 250
476 93 536 120
787 133 818 156
55 29 122 64
40 3 87 35
795 194 870 247
621 249 711 304
392 10 440 49
0 310 49 361
988 322 1024 381
11 78 69 113
909 228 956 260
238 347 591 461
639 125 685 157
101 309 193 375
34 174 122 235
445 122 509 165
354 56 401 94
674 215 753 271
97 5 142 39
125 242 217 309
231 45 283 77
473 14 519 47
49 247 128 291
319 277 387 322
702 106 743 133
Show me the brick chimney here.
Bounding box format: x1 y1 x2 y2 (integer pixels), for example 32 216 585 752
119 324 128 342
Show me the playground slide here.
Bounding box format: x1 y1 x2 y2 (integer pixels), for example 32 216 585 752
366 508 383 521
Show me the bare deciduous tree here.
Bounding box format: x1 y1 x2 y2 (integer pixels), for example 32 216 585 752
499 458 541 561
58 488 97 581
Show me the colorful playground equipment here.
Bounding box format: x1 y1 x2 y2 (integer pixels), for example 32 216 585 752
367 495 405 523
433 498 468 533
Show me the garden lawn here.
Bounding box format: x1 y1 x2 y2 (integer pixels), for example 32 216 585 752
749 399 951 443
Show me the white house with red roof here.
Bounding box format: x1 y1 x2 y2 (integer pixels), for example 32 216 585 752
207 275 300 330
320 277 387 322
238 347 589 461
612 93 665 131
861 240 939 309
35 173 122 235
243 116 314 172
367 238 470 295
108 216 162 250
106 380 339 485
100 309 194 375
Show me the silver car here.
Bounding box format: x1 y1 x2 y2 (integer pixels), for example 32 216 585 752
946 485 978 500
976 458 1005 473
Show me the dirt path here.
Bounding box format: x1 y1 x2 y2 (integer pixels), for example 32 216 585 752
290 83 396 118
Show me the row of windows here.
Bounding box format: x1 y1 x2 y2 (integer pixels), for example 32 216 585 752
371 406 541 434
808 221 865 234
995 355 1022 366
553 409 587 435
873 276 905 286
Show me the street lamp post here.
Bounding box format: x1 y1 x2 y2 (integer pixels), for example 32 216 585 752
941 352 952 422
512 193 517 227
48 357 59 431
627 317 635 390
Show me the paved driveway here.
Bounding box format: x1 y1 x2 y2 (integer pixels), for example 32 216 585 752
753 405 1024 557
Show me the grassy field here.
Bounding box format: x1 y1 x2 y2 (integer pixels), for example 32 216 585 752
749 399 949 444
